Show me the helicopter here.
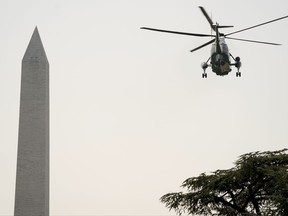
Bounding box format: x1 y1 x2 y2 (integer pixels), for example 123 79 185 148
141 6 288 78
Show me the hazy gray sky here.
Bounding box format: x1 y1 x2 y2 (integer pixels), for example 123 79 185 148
1 0 288 215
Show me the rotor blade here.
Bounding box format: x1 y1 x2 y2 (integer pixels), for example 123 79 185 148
140 27 214 37
226 15 288 36
225 36 281 45
218 25 234 28
199 6 214 28
190 39 215 52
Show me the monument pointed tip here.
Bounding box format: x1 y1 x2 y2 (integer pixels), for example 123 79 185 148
23 27 48 63
31 27 39 38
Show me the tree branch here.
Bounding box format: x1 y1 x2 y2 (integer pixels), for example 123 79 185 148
214 195 247 213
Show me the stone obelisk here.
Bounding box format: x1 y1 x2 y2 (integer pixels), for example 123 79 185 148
14 27 49 216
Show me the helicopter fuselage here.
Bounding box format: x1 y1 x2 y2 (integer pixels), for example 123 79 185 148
210 37 232 76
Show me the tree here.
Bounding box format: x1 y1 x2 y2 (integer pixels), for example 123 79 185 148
160 149 288 216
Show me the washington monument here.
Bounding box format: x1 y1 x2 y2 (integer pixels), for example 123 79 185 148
14 27 49 216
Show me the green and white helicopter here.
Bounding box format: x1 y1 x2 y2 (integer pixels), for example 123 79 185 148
141 6 288 78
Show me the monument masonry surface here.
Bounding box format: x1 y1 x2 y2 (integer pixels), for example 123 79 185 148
14 27 49 216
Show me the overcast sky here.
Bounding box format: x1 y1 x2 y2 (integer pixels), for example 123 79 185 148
1 0 288 215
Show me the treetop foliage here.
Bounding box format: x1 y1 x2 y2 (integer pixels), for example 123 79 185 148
160 149 288 216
